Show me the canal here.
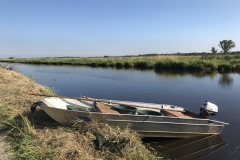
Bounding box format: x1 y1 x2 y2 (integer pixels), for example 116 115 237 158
14 64 240 160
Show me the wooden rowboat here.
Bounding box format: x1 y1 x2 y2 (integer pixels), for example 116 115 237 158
31 96 228 138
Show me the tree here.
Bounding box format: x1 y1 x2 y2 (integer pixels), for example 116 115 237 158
211 47 218 55
218 40 236 54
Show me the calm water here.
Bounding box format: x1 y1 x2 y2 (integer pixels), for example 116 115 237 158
14 64 240 160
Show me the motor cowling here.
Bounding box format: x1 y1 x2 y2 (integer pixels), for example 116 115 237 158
200 101 218 116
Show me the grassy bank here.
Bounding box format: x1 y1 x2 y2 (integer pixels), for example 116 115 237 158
1 55 240 71
0 67 158 160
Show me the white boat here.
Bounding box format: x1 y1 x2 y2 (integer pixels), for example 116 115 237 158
31 96 228 138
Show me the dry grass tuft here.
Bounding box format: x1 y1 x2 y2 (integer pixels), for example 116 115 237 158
0 68 157 160
72 121 157 160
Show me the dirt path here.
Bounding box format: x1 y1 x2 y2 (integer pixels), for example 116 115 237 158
0 134 10 160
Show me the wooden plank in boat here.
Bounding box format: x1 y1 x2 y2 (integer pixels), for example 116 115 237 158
166 110 193 118
95 103 120 114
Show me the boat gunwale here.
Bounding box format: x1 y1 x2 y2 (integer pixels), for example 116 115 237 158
92 98 186 109
91 98 182 106
105 119 226 127
135 130 220 135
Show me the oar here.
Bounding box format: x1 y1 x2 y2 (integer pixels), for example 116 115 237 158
30 93 84 100
29 94 186 112
83 97 186 112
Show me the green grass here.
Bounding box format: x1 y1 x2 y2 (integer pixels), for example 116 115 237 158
1 112 54 160
1 55 240 71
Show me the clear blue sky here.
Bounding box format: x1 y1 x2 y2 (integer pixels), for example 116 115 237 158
0 0 240 58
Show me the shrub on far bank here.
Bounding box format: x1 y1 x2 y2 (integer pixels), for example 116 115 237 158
124 62 134 68
134 61 154 68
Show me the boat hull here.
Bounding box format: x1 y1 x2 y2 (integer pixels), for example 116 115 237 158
39 102 226 138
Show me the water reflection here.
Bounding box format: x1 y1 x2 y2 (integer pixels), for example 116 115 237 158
154 69 236 90
218 72 234 89
154 69 217 79
143 135 227 160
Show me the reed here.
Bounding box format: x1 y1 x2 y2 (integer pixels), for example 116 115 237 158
1 55 240 71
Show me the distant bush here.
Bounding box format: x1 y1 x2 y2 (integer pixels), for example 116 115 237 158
218 63 232 71
171 61 188 69
124 62 134 68
154 59 172 69
234 55 240 59
203 61 218 70
188 61 205 70
134 61 154 68
235 64 240 70
116 62 124 68
224 55 232 61
99 61 111 67
230 59 240 64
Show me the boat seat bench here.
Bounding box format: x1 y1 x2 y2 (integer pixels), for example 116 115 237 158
95 103 120 114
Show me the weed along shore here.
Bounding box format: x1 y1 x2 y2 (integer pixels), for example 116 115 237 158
1 55 240 71
0 67 158 160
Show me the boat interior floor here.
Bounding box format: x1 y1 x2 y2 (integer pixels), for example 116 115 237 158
164 110 201 118
94 102 201 119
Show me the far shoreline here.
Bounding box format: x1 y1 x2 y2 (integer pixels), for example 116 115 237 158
1 54 240 71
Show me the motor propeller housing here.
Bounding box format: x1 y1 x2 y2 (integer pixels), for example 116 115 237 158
200 101 218 116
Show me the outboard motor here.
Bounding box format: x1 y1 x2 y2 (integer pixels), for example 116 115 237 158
200 101 218 116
